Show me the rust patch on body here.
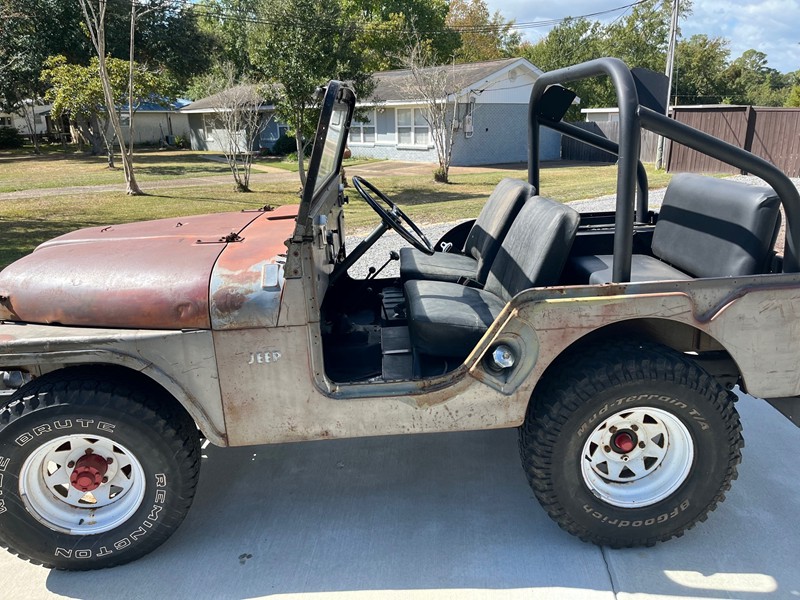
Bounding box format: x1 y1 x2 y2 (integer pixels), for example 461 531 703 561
210 205 298 330
0 212 263 329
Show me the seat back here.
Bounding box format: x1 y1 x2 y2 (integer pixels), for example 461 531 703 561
485 196 580 301
464 178 535 284
652 174 781 278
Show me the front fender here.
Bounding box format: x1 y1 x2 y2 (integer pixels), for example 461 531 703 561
0 322 226 445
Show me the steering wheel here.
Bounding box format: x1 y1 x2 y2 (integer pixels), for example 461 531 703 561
352 176 434 255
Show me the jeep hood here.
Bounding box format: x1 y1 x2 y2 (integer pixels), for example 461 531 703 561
0 206 298 329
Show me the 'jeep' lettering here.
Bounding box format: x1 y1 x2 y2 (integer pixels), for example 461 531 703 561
247 350 282 365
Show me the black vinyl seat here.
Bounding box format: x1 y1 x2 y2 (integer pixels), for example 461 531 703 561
571 174 782 284
400 177 535 285
405 196 580 358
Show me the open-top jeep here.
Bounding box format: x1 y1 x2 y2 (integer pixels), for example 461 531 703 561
1 58 798 570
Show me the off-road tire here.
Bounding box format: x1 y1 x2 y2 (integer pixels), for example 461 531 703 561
519 341 743 547
0 368 200 570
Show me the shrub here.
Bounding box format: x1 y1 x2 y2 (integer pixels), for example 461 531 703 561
271 133 297 156
0 126 23 149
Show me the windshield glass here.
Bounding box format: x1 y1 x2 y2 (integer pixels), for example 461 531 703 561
314 105 347 196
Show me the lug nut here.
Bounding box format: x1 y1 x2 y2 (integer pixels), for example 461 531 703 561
106 457 113 465
67 461 75 468
603 445 612 453
638 441 646 448
102 476 108 483
609 426 618 434
85 448 94 455
631 424 639 431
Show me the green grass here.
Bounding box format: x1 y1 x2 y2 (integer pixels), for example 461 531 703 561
0 183 301 268
342 163 673 230
0 160 673 269
0 149 234 192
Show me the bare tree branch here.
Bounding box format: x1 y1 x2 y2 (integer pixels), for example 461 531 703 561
396 39 460 183
209 66 272 192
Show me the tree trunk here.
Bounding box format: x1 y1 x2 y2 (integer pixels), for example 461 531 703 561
294 111 306 187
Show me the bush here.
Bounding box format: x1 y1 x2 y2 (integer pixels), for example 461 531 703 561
270 133 297 156
0 126 23 149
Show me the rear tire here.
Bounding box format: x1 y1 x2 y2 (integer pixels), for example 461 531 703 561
0 369 200 570
519 342 743 547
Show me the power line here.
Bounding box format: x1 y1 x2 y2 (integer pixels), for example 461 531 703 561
106 0 649 36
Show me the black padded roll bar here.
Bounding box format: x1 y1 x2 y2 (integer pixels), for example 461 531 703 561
529 58 640 282
528 57 800 279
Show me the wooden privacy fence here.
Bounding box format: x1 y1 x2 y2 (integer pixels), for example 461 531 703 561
667 106 800 177
561 121 660 163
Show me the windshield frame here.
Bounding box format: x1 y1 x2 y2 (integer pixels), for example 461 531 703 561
301 81 355 218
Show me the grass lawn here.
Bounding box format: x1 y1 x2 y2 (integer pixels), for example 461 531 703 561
342 163 673 229
0 148 234 193
0 160 673 269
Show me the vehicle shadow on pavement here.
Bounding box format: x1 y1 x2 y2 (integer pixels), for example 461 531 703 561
45 396 799 600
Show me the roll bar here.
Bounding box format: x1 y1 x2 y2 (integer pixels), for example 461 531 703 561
528 57 800 280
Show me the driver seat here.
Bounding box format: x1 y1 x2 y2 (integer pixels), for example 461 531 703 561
405 196 580 358
399 178 535 285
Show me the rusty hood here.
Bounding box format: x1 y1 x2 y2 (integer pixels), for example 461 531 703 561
0 206 298 330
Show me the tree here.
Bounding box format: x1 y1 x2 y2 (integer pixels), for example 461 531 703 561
786 86 800 107
522 0 692 112
520 17 603 118
0 0 90 153
249 0 372 185
79 0 171 195
195 0 258 78
396 40 459 183
341 0 459 71
446 0 521 63
41 55 174 167
725 49 791 106
201 66 275 192
673 35 731 104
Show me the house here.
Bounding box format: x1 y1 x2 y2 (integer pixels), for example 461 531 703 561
118 99 192 146
0 103 55 139
181 85 286 153
349 57 562 166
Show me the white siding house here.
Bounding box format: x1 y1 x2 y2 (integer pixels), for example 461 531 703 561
349 58 562 166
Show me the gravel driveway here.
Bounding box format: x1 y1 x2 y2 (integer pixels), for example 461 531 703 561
347 174 800 279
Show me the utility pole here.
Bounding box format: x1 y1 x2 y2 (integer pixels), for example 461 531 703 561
655 0 679 170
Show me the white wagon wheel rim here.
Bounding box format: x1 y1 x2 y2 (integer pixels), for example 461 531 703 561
580 406 694 508
19 434 146 535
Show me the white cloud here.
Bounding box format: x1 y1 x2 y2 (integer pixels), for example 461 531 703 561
486 0 800 72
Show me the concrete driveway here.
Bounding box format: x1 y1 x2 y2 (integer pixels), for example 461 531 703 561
0 393 797 599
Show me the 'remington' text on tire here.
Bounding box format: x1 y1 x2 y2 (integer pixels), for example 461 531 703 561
0 368 200 570
520 341 744 547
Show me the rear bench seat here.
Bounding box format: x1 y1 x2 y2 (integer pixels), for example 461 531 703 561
571 174 782 284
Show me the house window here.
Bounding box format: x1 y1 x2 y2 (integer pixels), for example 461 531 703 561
203 114 218 142
397 108 429 146
349 111 375 144
0 116 11 127
119 113 131 127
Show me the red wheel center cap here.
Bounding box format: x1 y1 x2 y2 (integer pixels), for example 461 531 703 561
613 432 636 453
70 454 109 492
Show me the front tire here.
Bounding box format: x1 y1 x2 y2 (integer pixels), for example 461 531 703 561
0 369 200 569
520 342 743 547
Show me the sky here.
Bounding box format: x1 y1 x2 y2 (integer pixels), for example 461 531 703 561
485 0 800 74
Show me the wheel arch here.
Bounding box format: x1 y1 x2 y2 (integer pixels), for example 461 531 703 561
529 317 743 415
4 360 226 446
